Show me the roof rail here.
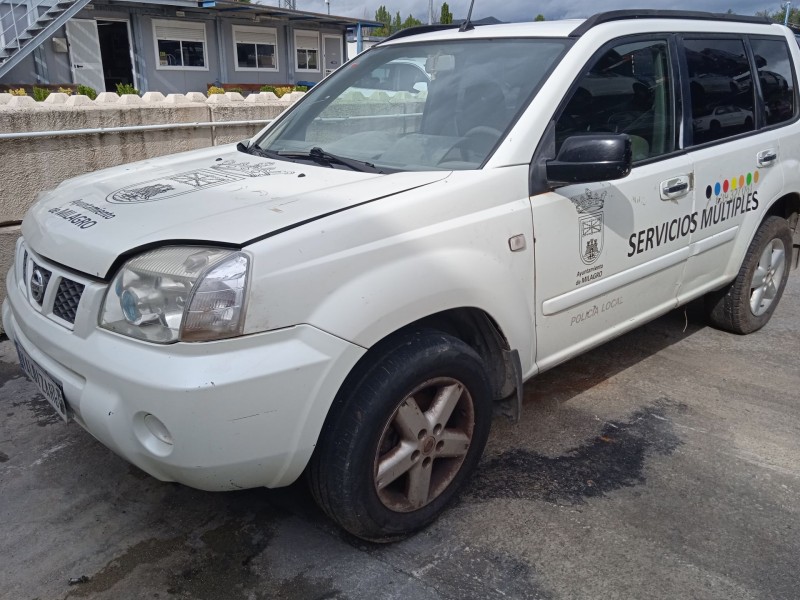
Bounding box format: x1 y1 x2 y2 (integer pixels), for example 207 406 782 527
380 24 460 43
570 10 773 37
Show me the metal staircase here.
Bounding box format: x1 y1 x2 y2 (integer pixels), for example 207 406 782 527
0 0 91 80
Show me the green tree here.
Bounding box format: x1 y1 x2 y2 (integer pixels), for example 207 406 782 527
393 11 402 33
440 2 453 24
534 13 545 21
373 5 392 36
759 6 800 24
403 14 422 29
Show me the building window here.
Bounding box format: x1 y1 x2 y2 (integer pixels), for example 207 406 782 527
153 19 208 70
233 25 278 71
295 30 320 72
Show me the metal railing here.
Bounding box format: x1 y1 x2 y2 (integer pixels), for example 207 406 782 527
0 118 275 141
0 0 52 51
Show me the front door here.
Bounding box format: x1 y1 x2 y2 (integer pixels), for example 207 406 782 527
66 19 106 93
533 37 695 370
323 34 343 77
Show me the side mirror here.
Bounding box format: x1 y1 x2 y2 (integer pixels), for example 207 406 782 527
546 134 632 186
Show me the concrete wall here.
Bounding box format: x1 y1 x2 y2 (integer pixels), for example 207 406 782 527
0 89 302 326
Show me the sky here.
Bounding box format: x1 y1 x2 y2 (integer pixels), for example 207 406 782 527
282 1 784 23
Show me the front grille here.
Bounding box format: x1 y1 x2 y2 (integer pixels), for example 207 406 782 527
53 278 85 324
19 243 91 331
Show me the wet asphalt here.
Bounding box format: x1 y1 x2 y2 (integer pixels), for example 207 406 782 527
1 274 799 600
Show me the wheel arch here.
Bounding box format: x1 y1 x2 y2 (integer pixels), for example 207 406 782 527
338 307 522 414
764 191 800 269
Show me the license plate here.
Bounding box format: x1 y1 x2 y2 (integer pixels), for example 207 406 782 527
15 342 68 423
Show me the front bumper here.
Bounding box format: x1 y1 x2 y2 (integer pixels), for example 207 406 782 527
4 258 365 491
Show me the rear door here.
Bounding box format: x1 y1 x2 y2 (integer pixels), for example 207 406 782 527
679 35 787 300
532 36 695 370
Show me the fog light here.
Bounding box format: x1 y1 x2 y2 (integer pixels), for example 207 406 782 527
143 413 173 445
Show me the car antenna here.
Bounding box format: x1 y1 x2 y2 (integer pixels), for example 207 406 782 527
459 0 476 32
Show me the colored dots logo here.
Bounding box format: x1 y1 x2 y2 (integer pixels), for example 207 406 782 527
707 171 759 198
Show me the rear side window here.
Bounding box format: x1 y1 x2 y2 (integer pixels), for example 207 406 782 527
685 38 756 144
750 38 796 126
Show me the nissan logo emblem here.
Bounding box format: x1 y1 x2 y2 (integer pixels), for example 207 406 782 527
30 268 45 304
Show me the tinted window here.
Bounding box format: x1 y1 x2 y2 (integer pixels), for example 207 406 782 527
751 38 796 126
685 38 755 144
555 39 675 162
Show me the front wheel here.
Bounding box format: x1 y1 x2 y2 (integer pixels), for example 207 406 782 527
307 330 492 541
705 216 792 334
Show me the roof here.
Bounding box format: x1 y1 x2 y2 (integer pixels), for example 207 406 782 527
106 0 382 28
380 11 784 46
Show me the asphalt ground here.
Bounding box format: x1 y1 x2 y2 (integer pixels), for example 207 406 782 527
1 273 799 600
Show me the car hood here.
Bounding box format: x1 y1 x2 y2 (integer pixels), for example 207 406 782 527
22 144 448 278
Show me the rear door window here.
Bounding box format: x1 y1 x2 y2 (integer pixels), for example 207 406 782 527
684 38 756 144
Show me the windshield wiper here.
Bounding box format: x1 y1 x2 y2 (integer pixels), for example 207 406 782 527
278 147 385 173
236 141 283 160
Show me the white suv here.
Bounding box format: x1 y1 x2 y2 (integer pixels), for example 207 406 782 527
5 10 799 541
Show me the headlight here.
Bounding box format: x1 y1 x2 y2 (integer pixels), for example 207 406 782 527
100 246 250 343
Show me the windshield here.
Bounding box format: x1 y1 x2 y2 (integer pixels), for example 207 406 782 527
254 38 569 172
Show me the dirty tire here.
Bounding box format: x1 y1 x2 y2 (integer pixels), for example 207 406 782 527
705 216 792 334
307 329 492 542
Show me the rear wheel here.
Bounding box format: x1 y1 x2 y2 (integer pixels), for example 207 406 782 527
705 216 792 334
307 329 492 541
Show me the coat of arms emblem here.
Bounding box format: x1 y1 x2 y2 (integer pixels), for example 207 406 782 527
579 211 604 265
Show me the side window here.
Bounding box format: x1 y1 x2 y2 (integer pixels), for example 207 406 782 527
685 38 755 144
750 38 796 126
555 39 675 162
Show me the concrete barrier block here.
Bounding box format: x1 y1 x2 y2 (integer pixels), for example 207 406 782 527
206 94 230 104
184 92 207 103
65 94 93 106
224 92 245 102
258 92 279 101
142 92 166 103
163 93 187 104
8 96 37 107
43 93 70 105
286 91 307 102
0 93 12 105
95 92 120 103
118 94 144 105
245 93 270 104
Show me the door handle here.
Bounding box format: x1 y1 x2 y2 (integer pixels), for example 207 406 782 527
757 149 778 167
664 182 688 194
660 175 692 200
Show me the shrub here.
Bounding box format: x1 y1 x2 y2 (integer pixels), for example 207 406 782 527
293 85 308 92
32 87 50 101
227 87 245 95
274 86 293 98
259 85 276 94
115 83 139 95
57 87 73 95
76 84 97 99
9 88 27 96
207 86 225 95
